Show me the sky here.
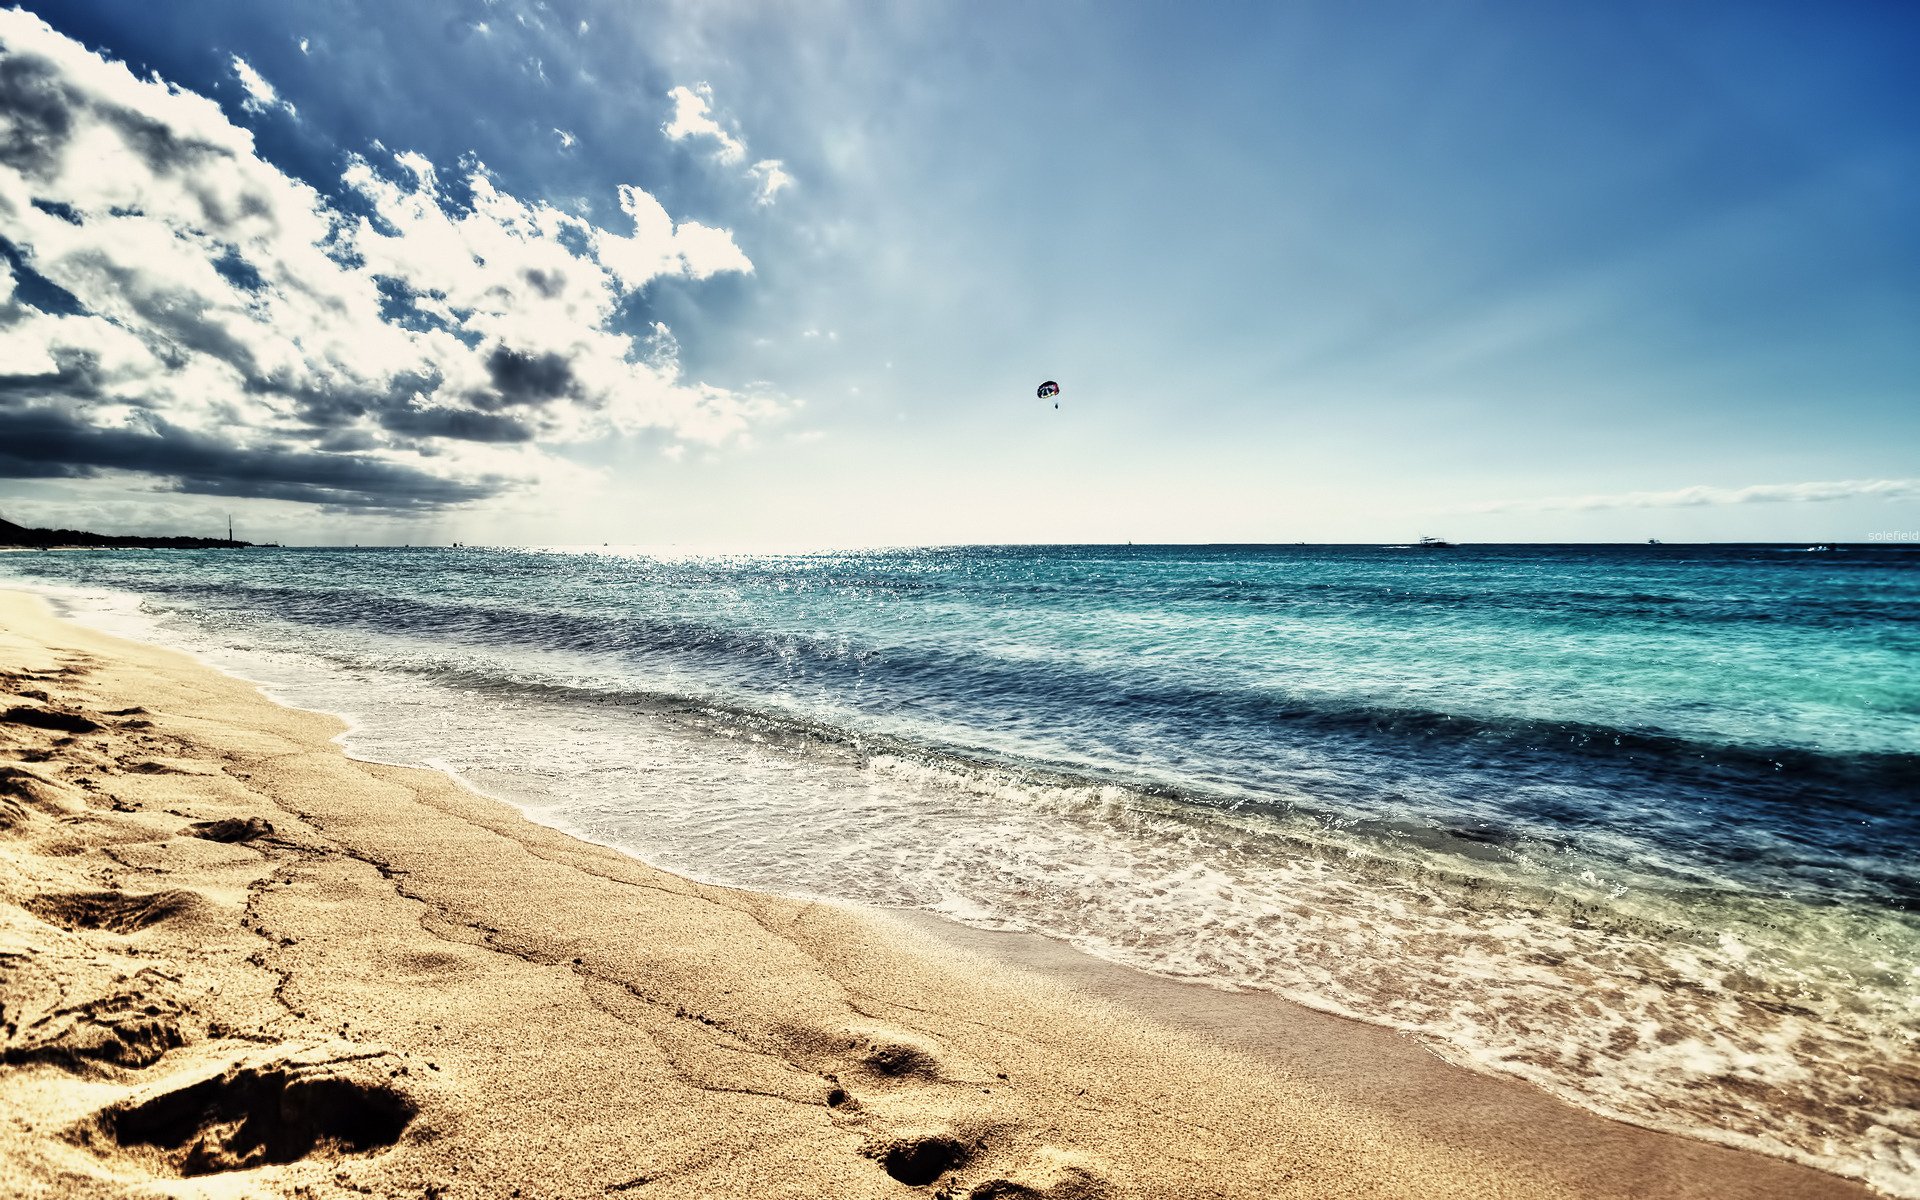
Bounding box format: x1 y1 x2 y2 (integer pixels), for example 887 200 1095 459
0 0 1915 546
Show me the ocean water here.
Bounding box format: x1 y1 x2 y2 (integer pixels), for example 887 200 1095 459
4 543 1916 1192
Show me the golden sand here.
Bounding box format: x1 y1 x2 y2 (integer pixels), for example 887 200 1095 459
0 591 1869 1198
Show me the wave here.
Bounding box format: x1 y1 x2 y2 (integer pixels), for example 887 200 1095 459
171 616 1916 913
19 569 1918 853
116 576 1910 747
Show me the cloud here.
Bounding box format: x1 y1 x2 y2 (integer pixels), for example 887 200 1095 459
748 158 793 206
662 83 745 164
663 85 794 207
0 405 499 508
0 11 776 512
1475 478 1920 513
230 55 292 116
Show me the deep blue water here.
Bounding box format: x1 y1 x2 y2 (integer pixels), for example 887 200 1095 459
6 543 1917 1191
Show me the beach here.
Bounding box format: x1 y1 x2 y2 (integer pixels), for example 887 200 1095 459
0 587 1882 1198
5 0 1912 1190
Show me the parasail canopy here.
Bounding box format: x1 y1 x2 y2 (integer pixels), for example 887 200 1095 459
1036 380 1060 400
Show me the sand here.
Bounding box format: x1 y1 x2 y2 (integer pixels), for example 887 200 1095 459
0 589 1874 1199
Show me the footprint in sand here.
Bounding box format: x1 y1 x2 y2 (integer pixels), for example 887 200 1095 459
0 766 80 825
779 1023 999 1190
0 768 72 833
185 816 274 843
858 1029 945 1080
2 979 188 1072
765 1021 972 1185
963 1148 1116 1200
123 758 219 776
789 1023 1121 1197
2 704 104 734
863 1130 972 1187
83 1054 418 1176
21 888 207 933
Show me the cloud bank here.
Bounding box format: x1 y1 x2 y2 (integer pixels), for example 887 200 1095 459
0 11 772 512
1476 478 1920 513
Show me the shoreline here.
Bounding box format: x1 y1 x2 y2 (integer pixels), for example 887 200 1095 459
0 589 1879 1198
899 915 1886 1198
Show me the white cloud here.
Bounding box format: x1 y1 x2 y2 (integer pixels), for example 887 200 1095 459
748 158 794 206
554 128 576 149
1475 478 1920 513
297 37 310 55
663 83 746 164
668 220 755 278
0 10 778 511
589 184 754 288
230 55 292 116
663 85 796 209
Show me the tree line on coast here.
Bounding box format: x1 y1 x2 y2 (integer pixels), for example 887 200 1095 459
0 516 262 549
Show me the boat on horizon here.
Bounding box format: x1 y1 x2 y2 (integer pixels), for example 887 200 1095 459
1416 536 1456 548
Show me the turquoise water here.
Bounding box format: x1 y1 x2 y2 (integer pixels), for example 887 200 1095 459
5 543 1917 1192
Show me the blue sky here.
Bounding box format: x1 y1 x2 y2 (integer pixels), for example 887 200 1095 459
0 0 1915 545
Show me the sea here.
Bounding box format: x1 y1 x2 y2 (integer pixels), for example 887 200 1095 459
4 543 1916 1193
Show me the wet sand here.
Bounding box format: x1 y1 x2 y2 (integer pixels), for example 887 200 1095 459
0 590 1874 1198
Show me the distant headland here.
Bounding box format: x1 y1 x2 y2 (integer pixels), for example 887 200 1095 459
0 516 271 550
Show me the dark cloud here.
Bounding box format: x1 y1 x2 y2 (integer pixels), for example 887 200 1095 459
521 267 566 300
168 473 490 510
0 53 72 174
63 253 269 377
0 407 498 510
267 368 443 436
313 427 384 453
381 404 536 443
473 346 577 411
0 350 110 402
